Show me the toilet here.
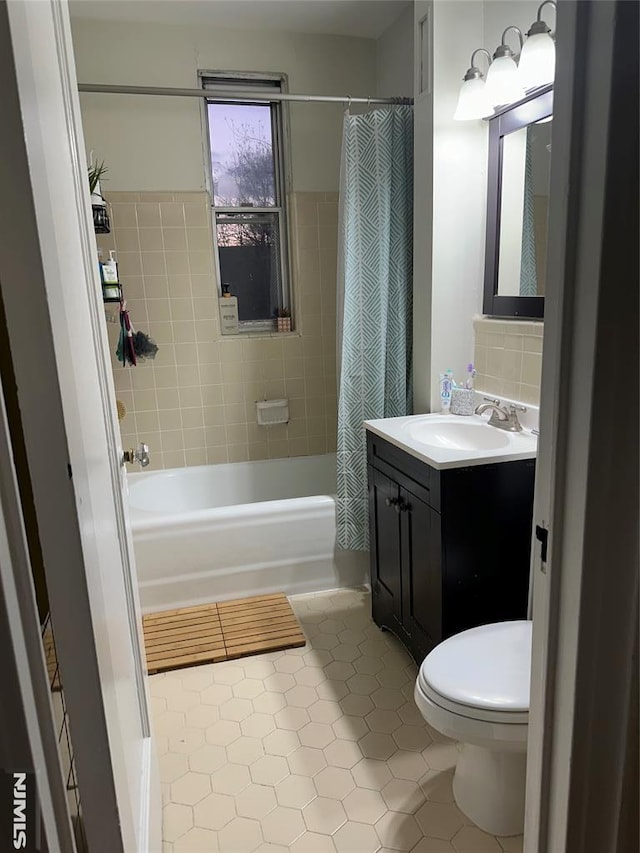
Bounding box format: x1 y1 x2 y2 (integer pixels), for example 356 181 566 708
414 620 532 837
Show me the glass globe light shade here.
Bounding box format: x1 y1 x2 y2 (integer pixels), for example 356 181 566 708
454 77 494 121
485 54 526 106
519 31 556 90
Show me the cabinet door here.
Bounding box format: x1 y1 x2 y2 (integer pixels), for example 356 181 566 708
440 461 534 637
400 487 442 661
368 467 405 636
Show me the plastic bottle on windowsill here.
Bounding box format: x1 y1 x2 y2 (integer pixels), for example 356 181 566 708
219 283 239 335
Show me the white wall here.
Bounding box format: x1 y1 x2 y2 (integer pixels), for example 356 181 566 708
483 0 543 53
70 17 376 192
428 0 487 410
376 3 414 97
415 0 545 412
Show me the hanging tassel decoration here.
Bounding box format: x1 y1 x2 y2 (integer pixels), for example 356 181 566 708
116 301 159 366
116 302 137 366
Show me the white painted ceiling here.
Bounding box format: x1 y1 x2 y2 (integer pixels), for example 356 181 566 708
69 0 411 40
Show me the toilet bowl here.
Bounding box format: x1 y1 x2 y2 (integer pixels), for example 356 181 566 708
414 620 532 837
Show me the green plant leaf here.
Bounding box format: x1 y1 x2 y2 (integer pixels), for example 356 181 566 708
88 161 108 195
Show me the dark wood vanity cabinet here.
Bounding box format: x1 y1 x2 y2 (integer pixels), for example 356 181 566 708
367 432 535 664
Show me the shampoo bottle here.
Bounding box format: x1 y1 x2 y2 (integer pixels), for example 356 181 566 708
219 283 239 335
101 250 119 283
99 250 121 301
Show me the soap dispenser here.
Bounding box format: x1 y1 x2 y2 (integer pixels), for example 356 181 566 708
219 283 239 335
99 250 121 302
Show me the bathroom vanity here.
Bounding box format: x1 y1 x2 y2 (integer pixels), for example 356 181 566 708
365 414 537 664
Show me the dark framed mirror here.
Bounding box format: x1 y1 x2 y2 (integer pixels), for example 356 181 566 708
483 84 553 318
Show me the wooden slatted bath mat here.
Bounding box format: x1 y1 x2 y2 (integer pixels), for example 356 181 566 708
142 593 306 674
143 602 225 674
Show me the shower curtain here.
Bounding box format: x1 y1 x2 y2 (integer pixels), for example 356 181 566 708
336 105 413 551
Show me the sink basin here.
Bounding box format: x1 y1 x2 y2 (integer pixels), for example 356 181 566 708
366 412 537 469
406 420 512 451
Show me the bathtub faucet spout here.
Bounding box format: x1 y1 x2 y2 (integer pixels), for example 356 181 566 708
123 443 150 468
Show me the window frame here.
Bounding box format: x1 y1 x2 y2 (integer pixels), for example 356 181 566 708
199 70 293 333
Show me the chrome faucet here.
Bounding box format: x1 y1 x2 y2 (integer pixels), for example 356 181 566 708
474 398 527 432
123 443 150 467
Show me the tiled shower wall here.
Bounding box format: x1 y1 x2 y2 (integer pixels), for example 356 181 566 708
473 317 544 406
99 191 338 469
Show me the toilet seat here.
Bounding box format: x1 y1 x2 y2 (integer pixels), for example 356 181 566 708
418 679 529 725
414 681 529 749
418 621 532 725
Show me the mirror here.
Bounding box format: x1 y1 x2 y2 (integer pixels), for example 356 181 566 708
483 86 553 318
498 122 551 297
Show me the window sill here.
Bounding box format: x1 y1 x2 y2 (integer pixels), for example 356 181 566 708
219 330 301 340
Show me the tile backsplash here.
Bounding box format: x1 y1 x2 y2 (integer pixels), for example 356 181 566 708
99 191 338 470
473 317 544 406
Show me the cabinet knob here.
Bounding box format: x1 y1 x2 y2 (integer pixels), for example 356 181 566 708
385 496 403 514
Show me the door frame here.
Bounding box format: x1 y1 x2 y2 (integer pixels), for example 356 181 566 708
1 1 159 849
526 1 638 851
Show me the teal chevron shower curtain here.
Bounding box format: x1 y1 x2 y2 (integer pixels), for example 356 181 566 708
336 106 413 551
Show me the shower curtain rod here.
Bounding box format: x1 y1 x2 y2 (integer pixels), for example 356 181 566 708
77 82 413 105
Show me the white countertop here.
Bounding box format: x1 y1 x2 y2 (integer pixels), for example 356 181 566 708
365 412 538 470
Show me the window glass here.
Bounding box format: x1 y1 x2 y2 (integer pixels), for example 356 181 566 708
216 212 282 322
208 103 276 208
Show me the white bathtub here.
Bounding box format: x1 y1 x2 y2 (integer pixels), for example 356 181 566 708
128 454 368 612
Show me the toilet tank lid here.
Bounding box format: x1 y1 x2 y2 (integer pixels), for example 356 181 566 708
419 621 532 713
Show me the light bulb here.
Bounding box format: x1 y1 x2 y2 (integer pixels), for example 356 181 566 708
519 26 555 90
454 77 494 121
485 55 526 106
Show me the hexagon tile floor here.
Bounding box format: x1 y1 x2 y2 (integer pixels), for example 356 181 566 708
152 588 524 853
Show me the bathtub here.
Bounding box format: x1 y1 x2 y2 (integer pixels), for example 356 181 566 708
128 453 369 612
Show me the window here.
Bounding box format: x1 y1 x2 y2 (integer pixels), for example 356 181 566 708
202 73 291 331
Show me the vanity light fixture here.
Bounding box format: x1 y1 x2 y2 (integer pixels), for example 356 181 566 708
485 27 526 107
453 48 494 121
519 0 557 91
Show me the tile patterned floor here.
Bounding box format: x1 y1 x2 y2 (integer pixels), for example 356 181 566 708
152 588 524 853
